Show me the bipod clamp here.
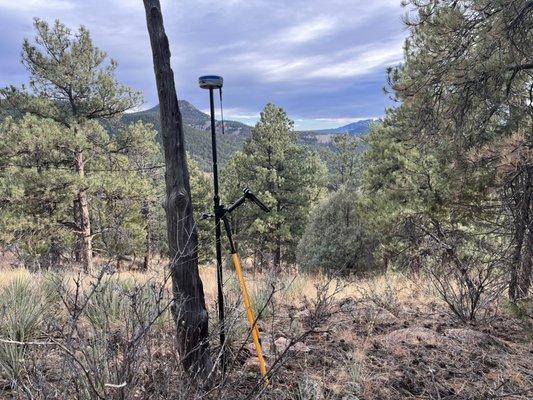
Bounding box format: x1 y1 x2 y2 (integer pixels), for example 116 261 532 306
226 187 270 215
201 187 270 220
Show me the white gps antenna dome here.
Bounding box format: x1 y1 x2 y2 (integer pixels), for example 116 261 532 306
199 75 223 89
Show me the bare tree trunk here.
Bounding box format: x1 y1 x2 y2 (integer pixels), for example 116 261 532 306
143 0 212 379
519 226 532 297
509 212 525 301
142 201 151 270
73 200 82 262
273 199 282 271
75 151 92 273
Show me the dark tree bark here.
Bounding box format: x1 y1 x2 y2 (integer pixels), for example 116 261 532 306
73 199 82 263
518 167 532 298
142 202 151 271
143 0 212 378
509 166 532 301
75 150 93 272
520 226 532 297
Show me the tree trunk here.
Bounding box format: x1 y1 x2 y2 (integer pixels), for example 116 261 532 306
510 166 532 301
73 200 82 262
143 0 212 379
143 233 151 270
75 151 93 273
509 218 524 301
274 239 282 272
519 226 532 297
518 167 532 298
142 201 151 270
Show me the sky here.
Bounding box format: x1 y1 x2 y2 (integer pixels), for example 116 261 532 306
0 0 408 130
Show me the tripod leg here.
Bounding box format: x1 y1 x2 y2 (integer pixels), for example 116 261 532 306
231 252 269 383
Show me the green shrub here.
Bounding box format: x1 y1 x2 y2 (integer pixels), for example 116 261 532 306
250 280 274 319
297 186 377 273
85 277 129 330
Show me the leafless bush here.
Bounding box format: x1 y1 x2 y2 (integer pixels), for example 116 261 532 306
354 273 404 316
0 257 355 400
0 266 208 399
411 220 508 322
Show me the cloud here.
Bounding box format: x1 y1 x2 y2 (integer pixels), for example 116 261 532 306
230 52 321 82
223 109 261 120
307 41 404 79
0 0 407 125
280 16 338 44
228 37 404 83
0 0 75 12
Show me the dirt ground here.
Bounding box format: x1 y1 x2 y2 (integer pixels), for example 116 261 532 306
0 263 531 399
223 287 533 399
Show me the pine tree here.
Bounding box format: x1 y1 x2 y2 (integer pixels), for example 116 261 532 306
222 103 327 269
362 0 533 317
297 186 376 273
298 132 374 273
327 133 362 190
89 121 164 268
0 115 77 267
1 19 141 271
188 158 214 265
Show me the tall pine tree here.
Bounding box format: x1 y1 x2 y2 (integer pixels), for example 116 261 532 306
363 0 532 317
223 103 326 269
1 19 141 271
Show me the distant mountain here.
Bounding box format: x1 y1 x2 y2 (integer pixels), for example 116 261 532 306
115 101 376 167
115 101 247 169
179 100 252 136
307 119 374 135
332 119 374 135
298 119 374 146
125 101 251 137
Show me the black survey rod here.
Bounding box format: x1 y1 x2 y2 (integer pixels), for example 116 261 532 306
209 87 226 371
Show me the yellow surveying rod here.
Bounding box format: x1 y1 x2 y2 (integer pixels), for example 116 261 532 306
231 252 269 382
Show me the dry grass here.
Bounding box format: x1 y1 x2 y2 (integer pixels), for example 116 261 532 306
0 263 531 399
0 258 429 307
0 267 33 288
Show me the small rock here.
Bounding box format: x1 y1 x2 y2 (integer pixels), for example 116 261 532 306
244 357 260 370
274 336 290 353
245 343 256 355
373 308 400 325
295 309 311 318
292 341 310 352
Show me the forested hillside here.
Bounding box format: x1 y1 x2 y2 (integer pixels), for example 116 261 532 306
109 102 247 169
117 102 370 168
118 105 302 170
